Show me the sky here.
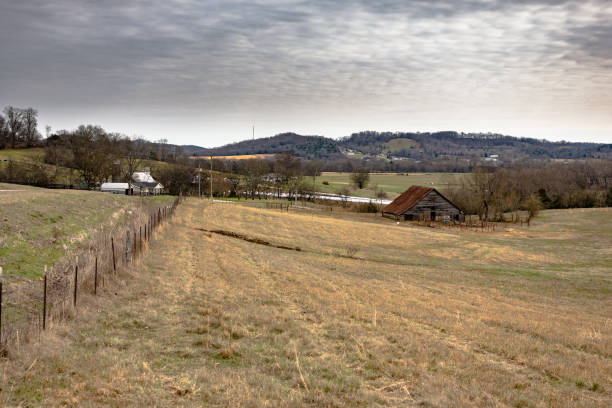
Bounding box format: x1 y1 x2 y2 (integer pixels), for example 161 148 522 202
1 0 611 147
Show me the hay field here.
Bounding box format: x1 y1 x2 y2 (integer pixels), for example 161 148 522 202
3 200 611 407
316 172 467 199
190 154 276 160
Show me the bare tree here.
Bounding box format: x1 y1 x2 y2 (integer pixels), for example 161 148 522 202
0 114 7 148
244 159 268 199
22 108 40 147
337 186 350 208
122 150 144 193
523 194 542 225
350 168 370 189
3 106 23 148
305 159 324 193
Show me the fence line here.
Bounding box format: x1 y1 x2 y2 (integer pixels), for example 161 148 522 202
0 196 181 352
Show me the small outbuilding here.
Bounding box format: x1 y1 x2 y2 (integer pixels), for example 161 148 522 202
382 185 464 222
100 182 132 195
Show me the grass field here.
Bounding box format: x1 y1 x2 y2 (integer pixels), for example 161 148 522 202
190 154 277 160
3 200 610 406
0 148 46 161
0 183 173 281
0 148 80 184
316 172 467 199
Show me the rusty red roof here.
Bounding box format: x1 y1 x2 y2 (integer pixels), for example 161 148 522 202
382 185 434 215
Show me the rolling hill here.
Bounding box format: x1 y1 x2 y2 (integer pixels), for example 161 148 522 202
188 131 612 163
192 132 342 160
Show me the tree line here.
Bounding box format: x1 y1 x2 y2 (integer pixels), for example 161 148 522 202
0 106 42 148
0 121 190 188
447 160 612 221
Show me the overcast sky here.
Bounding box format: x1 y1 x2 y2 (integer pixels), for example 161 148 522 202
1 0 611 146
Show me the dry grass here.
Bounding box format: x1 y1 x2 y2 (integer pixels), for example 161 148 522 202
1 200 610 407
190 154 276 160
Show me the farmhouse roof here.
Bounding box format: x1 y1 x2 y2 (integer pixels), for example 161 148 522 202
133 181 163 189
132 172 156 183
101 182 130 189
382 186 434 215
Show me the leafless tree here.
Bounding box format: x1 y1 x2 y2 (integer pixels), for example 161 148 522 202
337 186 350 208
3 106 23 148
350 168 370 189
22 108 40 147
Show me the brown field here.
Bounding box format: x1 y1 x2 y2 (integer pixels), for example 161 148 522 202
190 154 276 160
2 200 611 407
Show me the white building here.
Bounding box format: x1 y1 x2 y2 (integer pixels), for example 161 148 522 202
101 169 164 195
100 182 132 194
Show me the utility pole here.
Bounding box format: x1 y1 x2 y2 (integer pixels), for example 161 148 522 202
252 125 255 140
198 162 202 198
210 155 213 200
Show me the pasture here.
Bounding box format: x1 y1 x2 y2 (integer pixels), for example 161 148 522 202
0 183 173 281
2 199 610 407
316 172 467 198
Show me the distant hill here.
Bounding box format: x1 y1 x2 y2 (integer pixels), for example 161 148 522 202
190 133 342 160
185 130 612 163
338 131 612 161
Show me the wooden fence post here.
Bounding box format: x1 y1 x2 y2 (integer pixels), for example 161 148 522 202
43 271 47 330
111 237 116 272
94 256 98 295
126 230 131 263
73 265 78 307
0 267 3 343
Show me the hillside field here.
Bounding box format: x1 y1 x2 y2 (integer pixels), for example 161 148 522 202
316 172 467 199
3 199 610 407
0 183 173 281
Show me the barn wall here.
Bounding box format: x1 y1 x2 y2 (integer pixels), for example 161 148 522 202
402 190 461 221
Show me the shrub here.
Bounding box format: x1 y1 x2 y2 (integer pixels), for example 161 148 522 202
355 202 380 213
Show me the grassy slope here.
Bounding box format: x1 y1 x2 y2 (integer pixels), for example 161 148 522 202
0 183 172 281
0 148 170 184
0 148 80 184
3 201 610 406
316 172 467 199
0 148 46 160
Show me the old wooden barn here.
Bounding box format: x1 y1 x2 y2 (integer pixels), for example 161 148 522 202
382 185 464 221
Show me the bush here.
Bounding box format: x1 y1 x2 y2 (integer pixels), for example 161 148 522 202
354 202 380 213
350 168 370 189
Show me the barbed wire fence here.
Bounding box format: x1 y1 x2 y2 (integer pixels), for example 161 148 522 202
0 195 180 354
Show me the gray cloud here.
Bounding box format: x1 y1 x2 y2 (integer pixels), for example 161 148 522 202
0 0 610 144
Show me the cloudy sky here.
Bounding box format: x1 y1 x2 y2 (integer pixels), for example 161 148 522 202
1 0 611 146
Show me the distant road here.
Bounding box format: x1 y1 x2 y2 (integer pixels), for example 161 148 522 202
263 191 392 205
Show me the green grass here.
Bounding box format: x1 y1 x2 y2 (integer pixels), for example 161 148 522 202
0 148 45 160
0 148 81 184
315 171 468 199
382 138 420 154
0 183 173 281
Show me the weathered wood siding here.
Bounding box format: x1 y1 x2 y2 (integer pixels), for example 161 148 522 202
401 190 461 221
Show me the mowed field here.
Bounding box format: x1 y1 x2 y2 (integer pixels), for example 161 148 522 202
3 200 611 407
316 172 467 199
